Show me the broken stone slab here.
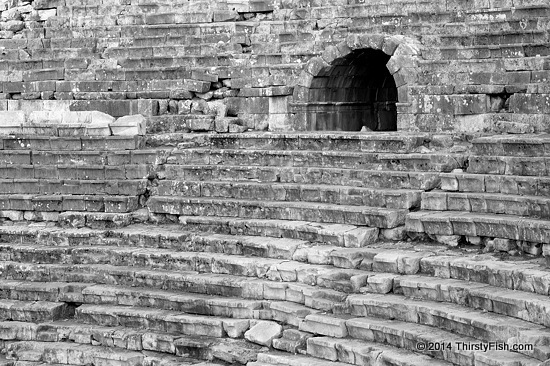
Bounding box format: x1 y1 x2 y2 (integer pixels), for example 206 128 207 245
110 115 147 136
244 321 282 347
299 314 350 338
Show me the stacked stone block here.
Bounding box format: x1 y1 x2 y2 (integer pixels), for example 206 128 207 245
408 134 550 259
0 0 548 133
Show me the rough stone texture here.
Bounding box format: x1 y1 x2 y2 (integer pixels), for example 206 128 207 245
244 321 282 347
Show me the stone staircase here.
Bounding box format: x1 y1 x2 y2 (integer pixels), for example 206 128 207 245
0 130 548 365
408 134 550 257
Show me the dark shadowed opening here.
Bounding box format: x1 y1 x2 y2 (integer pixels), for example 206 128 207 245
306 48 398 131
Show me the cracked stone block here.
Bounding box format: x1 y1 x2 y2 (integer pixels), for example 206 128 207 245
244 321 282 347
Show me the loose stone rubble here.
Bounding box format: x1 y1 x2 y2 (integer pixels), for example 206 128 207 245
0 0 549 366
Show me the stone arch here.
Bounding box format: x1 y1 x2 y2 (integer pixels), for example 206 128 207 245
291 34 422 131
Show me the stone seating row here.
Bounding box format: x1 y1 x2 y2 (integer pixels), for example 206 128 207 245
0 111 146 137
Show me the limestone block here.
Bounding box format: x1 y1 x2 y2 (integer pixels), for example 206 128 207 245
307 337 338 361
222 319 249 338
380 226 407 241
110 115 146 136
37 9 56 21
244 321 282 347
212 339 265 364
0 110 25 125
494 238 517 252
344 227 379 247
365 274 395 294
85 124 111 136
184 79 211 93
299 314 348 338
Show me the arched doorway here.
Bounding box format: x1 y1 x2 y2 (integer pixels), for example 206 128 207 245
305 48 397 132
290 35 422 132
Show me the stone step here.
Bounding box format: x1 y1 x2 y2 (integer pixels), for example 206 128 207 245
0 223 433 274
344 294 550 360
440 172 550 197
305 337 450 366
205 132 431 153
153 181 422 210
0 262 348 311
422 191 550 219
0 322 260 364
467 155 550 176
0 150 166 167
0 179 147 196
59 211 138 229
0 164 155 181
0 244 369 292
252 351 356 366
5 340 150 365
0 136 145 151
406 210 550 245
0 280 91 303
163 165 441 191
178 216 385 246
0 222 381 258
345 316 539 366
32 149 168 166
168 149 467 172
0 194 140 214
417 253 550 297
75 304 251 338
0 299 72 323
0 279 320 328
148 196 408 228
472 134 550 157
398 275 550 329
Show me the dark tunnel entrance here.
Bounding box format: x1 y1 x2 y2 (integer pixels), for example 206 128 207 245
306 48 398 132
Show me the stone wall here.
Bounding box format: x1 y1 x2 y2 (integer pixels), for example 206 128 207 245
0 0 549 133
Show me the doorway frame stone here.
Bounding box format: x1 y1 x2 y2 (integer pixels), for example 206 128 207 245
290 34 423 131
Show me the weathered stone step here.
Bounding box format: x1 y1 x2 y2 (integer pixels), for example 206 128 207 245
306 337 450 366
76 304 251 338
344 294 550 360
416 252 550 296
0 280 91 302
467 155 550 176
178 216 384 246
59 211 138 229
31 149 167 166
0 244 369 292
407 210 550 245
154 181 422 210
168 149 467 172
0 299 72 323
0 150 166 167
0 194 140 214
251 351 355 366
0 179 146 196
0 164 155 182
0 262 348 311
0 135 145 151
5 341 159 366
163 165 440 191
0 221 380 257
205 132 430 153
0 322 260 364
472 134 550 157
399 275 550 329
346 316 539 366
422 191 550 219
148 196 408 228
440 172 550 197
